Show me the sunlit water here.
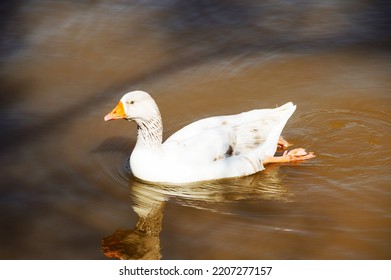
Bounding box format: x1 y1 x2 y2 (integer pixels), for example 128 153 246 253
0 1 390 259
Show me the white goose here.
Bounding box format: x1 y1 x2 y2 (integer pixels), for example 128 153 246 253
104 91 315 183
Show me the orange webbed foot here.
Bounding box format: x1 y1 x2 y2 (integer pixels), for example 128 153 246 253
277 136 293 151
282 148 316 162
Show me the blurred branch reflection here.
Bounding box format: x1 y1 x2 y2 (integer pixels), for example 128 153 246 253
101 164 293 260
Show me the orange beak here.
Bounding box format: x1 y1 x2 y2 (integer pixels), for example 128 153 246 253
104 101 126 121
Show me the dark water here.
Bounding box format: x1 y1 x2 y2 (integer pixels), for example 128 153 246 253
0 0 390 259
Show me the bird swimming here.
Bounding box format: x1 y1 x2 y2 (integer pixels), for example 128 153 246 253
104 90 315 183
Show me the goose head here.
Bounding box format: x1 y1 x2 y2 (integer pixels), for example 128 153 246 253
104 90 160 122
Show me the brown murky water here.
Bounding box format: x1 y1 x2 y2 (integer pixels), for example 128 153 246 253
0 1 390 259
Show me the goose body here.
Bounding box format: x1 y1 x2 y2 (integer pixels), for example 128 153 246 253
104 91 314 183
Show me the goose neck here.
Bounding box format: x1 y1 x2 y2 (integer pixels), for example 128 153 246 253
135 116 163 149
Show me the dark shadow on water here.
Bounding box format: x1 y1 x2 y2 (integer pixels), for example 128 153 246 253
0 77 33 146
0 0 28 58
163 0 391 50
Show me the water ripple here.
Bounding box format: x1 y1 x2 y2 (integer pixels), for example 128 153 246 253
294 108 391 170
93 137 132 188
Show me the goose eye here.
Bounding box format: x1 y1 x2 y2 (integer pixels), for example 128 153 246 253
128 101 134 105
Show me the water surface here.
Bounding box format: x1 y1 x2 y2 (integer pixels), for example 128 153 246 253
0 0 390 259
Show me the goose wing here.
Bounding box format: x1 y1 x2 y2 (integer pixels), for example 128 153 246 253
163 102 296 166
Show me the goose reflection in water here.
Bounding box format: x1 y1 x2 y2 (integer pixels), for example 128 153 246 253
101 164 293 260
